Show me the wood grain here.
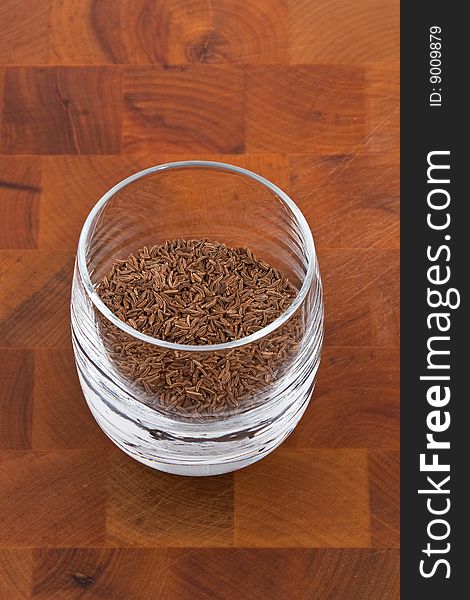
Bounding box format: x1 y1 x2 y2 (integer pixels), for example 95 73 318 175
50 0 287 65
167 548 304 600
40 155 154 251
0 0 51 65
0 67 4 120
32 548 168 599
50 0 123 65
1 67 122 155
106 454 234 547
0 251 74 347
167 548 399 599
288 0 399 66
123 66 245 153
0 349 34 449
321 249 399 346
320 346 399 389
246 65 365 153
0 157 41 249
162 0 288 65
0 1 399 596
0 549 33 600
369 450 400 547
288 153 399 249
32 347 111 450
0 451 107 547
366 67 400 155
235 449 370 547
29 548 399 599
285 387 399 449
39 154 288 250
303 548 399 599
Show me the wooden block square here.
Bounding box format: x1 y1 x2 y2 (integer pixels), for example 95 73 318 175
320 248 399 346
50 0 123 65
0 349 33 450
159 0 287 64
0 450 107 546
32 347 111 450
0 548 33 600
288 154 399 249
246 65 365 153
1 67 122 155
235 449 370 547
288 0 399 65
165 549 304 600
32 548 169 599
106 454 234 547
0 549 33 600
320 347 399 390
0 0 51 64
365 68 399 155
40 156 152 251
117 0 173 65
0 250 74 347
0 157 41 249
304 549 399 599
123 66 245 153
285 387 399 449
369 450 399 547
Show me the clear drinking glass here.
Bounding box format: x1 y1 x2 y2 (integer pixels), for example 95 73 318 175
71 161 324 476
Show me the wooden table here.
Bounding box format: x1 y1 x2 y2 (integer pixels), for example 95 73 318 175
0 1 399 598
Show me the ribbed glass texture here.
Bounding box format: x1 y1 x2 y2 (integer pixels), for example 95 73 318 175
71 161 324 475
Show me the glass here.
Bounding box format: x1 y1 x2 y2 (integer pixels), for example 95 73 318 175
71 161 324 475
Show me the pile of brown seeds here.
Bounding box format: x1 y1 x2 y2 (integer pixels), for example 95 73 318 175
97 239 301 419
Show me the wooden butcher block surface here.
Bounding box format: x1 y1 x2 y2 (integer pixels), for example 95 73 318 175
0 1 399 598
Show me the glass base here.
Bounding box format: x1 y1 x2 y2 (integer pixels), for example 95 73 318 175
75 353 316 477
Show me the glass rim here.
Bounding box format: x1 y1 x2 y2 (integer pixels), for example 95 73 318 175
77 160 317 352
